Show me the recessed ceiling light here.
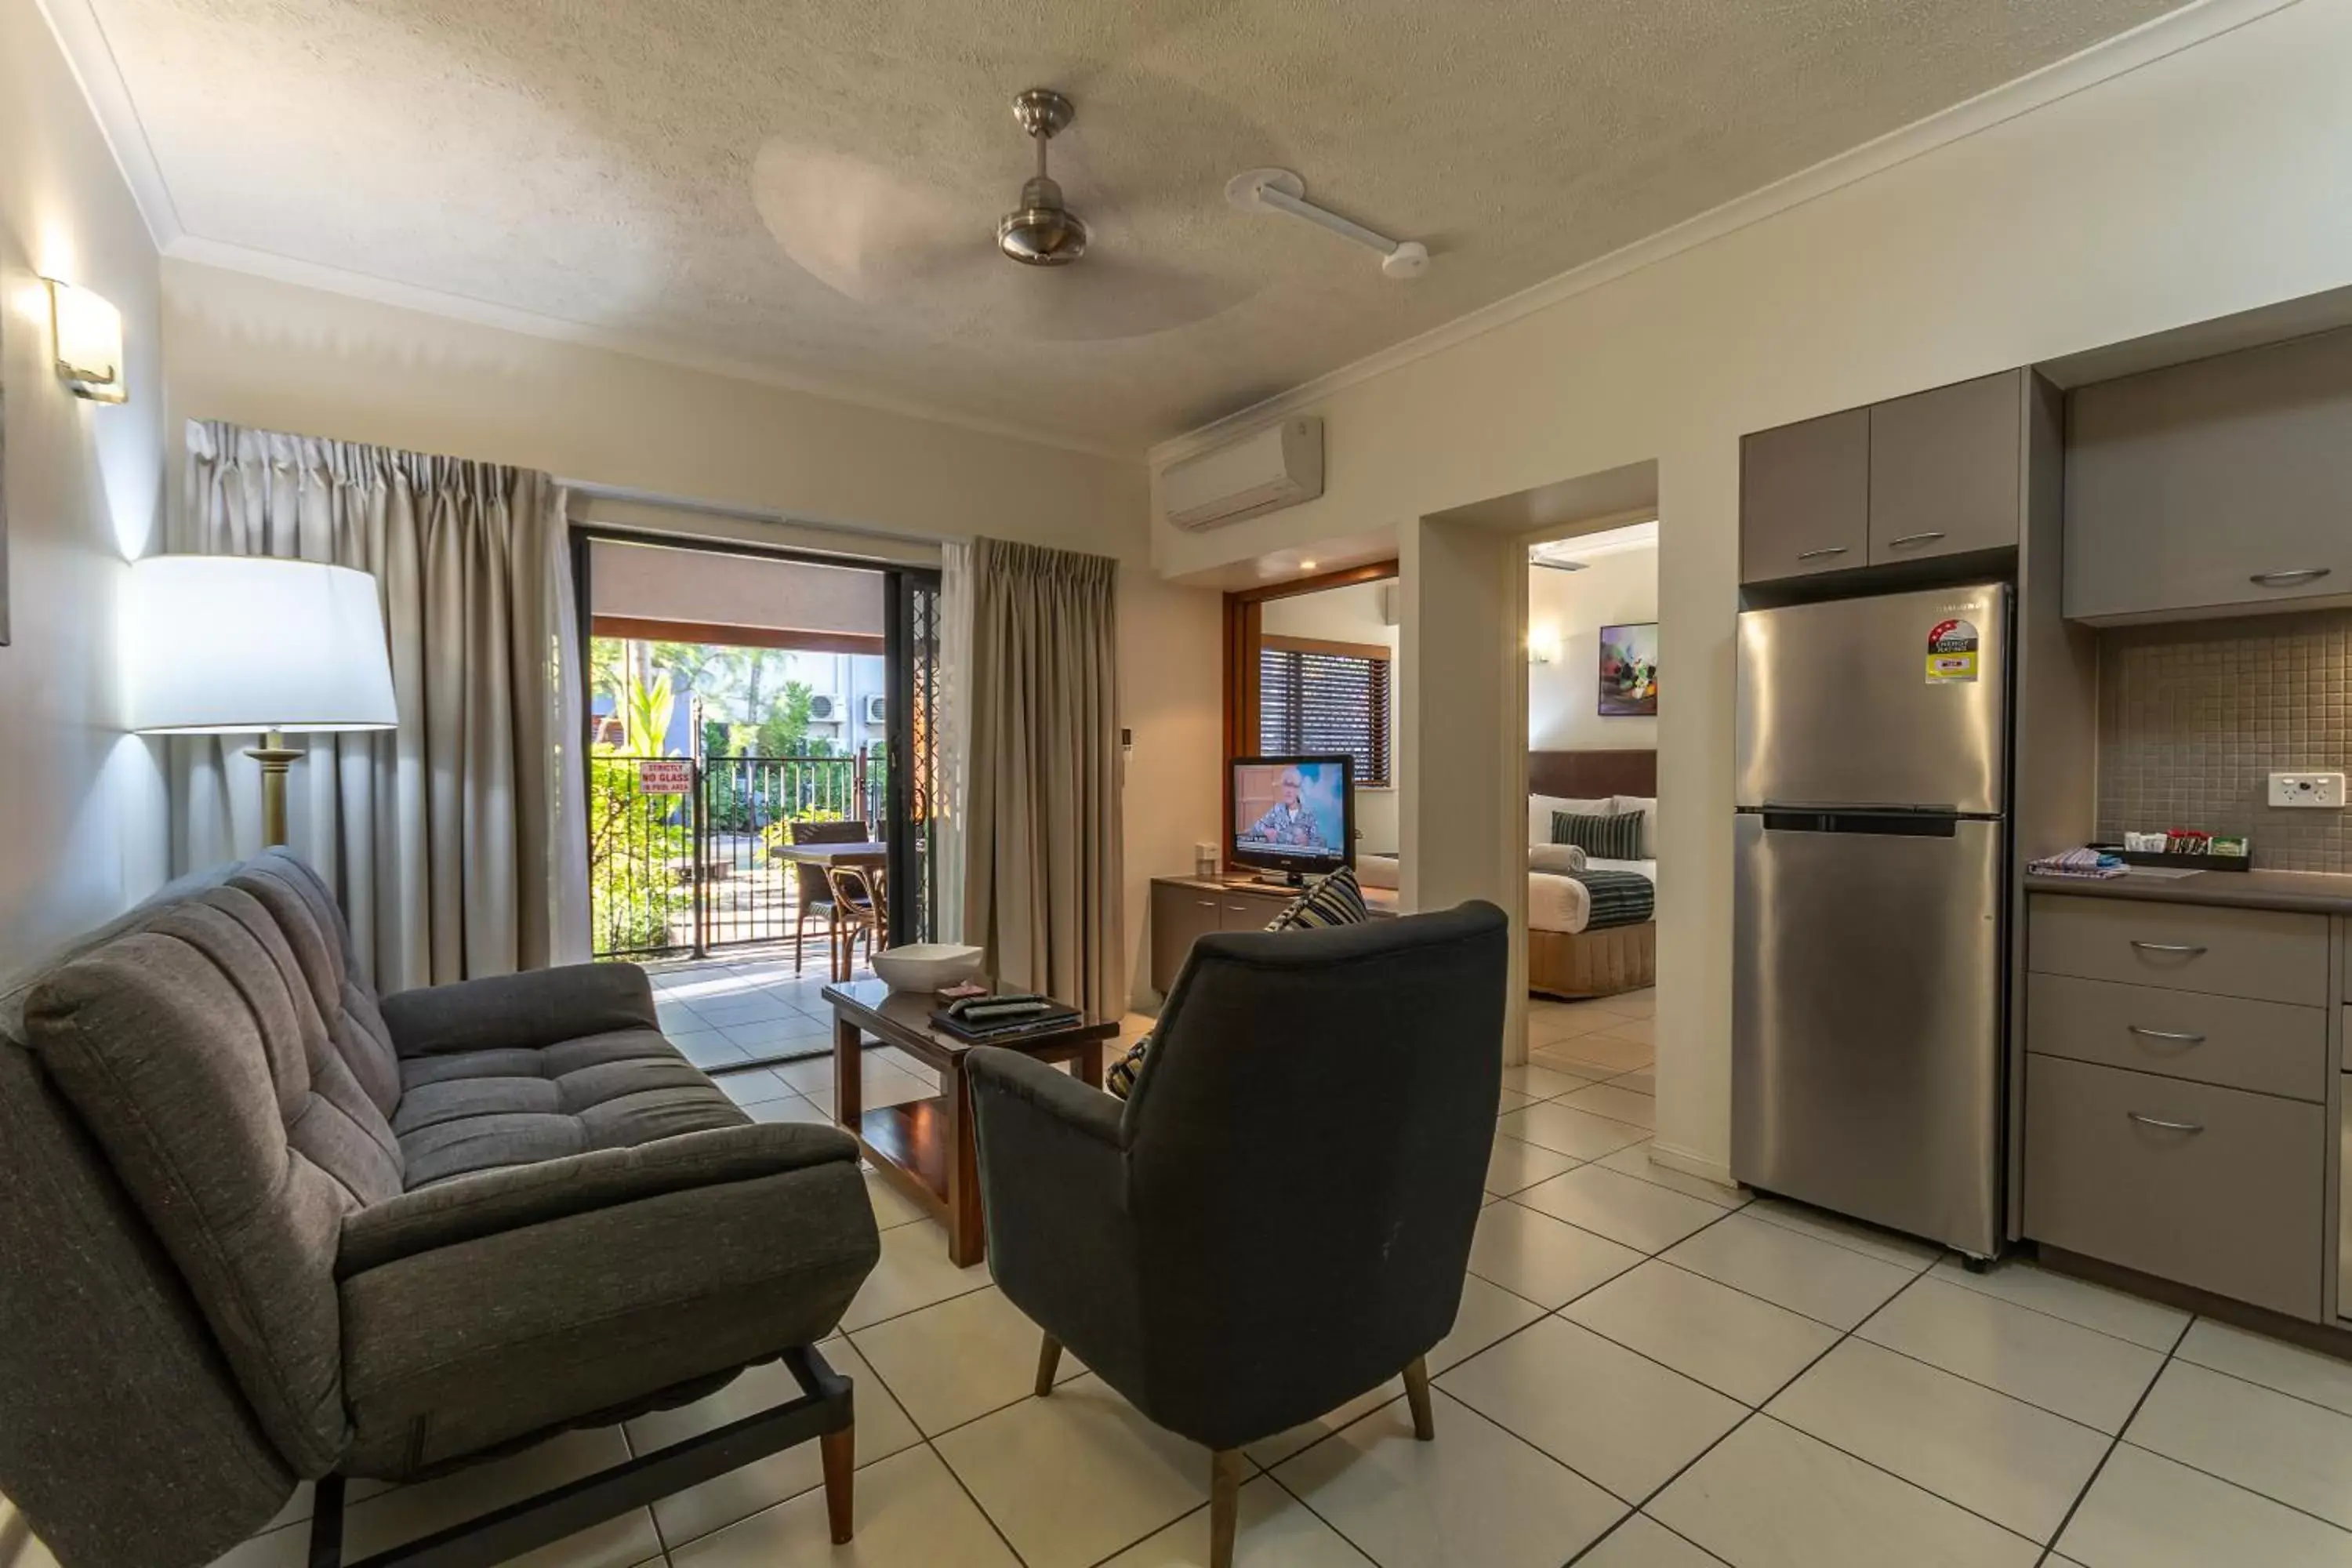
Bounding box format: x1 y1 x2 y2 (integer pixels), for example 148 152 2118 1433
1299 559 1319 570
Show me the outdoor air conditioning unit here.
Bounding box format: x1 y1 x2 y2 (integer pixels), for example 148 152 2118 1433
1158 417 1323 532
862 694 887 724
806 693 841 722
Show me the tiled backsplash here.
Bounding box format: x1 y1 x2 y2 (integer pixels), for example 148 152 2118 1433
2097 609 2352 873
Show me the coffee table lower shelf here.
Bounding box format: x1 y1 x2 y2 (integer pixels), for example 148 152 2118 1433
850 1097 954 1213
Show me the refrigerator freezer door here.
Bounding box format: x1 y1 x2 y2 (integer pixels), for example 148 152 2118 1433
1732 811 2005 1255
1735 583 2009 813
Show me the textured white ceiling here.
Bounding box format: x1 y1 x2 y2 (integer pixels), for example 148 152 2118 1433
95 0 2186 448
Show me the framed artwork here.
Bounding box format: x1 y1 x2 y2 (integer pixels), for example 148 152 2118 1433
1599 622 1657 716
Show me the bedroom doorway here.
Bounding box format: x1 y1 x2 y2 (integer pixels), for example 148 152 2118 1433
1521 515 1659 1028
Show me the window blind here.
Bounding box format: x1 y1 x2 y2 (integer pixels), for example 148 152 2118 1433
1258 641 1392 786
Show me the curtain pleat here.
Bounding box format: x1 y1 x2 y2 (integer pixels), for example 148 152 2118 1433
172 422 589 989
963 537 1123 1018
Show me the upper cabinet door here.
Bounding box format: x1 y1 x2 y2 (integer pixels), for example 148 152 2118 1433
2067 328 2352 623
1740 408 1869 584
1867 370 2025 566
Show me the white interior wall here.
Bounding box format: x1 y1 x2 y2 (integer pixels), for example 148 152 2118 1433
1258 580 1401 855
1527 549 1660 752
161 260 1222 1010
1149 0 2352 1178
0 0 169 986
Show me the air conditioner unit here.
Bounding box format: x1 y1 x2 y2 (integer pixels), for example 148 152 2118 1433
1159 417 1323 532
862 694 887 724
806 693 841 722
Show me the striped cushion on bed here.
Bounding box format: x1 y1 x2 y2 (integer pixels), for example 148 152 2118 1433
1552 810 1646 861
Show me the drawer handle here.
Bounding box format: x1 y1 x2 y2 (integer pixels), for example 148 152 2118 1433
2249 567 2331 588
2125 1025 2207 1045
2128 941 2207 956
1886 531 1947 550
1795 546 1849 561
2125 1112 2205 1134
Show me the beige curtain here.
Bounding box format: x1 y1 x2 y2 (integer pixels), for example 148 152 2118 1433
173 422 589 990
963 537 1123 1017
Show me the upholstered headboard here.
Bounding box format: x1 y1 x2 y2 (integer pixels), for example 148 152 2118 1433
1529 749 1657 799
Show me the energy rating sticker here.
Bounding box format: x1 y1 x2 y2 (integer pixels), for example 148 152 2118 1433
1926 618 1980 684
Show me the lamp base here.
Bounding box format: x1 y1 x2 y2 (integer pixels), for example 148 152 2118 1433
244 731 303 849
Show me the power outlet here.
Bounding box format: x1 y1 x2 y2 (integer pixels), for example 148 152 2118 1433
2268 771 2347 808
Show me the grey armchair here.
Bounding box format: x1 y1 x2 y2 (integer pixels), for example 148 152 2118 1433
967 901 1508 1568
0 849 880 1568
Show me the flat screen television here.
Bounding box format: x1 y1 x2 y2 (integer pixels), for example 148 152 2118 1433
1230 754 1354 883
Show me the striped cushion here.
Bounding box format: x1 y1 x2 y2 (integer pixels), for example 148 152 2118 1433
1552 810 1645 861
1265 866 1370 931
1111 868 1370 1100
1105 1036 1150 1099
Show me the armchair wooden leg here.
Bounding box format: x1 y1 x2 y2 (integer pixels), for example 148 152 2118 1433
1402 1355 1436 1441
1209 1448 1245 1568
1035 1332 1063 1397
821 1422 855 1545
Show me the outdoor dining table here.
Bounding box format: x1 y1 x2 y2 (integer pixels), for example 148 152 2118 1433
768 840 890 980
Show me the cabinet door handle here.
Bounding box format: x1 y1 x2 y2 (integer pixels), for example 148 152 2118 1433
1885 531 1947 550
2126 1025 2207 1044
2128 941 2206 956
1195 900 1218 909
2125 1111 2205 1134
1795 546 1849 561
1225 904 1250 913
2250 567 2332 587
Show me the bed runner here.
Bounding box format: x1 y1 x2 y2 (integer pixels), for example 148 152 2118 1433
1570 869 1654 930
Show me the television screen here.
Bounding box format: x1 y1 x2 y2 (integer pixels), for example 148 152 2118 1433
1231 755 1352 873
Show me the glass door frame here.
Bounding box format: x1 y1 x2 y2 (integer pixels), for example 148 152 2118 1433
571 524 942 958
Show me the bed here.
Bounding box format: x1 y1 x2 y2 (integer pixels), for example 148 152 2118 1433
1352 748 1659 1000
1524 748 1657 998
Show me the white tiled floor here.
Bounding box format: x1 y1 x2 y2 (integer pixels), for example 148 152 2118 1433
184 986 2352 1568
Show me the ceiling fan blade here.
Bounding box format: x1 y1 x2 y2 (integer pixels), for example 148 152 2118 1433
984 251 1251 342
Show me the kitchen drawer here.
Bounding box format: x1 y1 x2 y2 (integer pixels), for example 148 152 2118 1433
2026 972 2327 1102
2027 895 2329 1005
2024 1054 2323 1319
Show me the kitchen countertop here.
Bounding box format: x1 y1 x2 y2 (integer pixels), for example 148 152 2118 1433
2025 866 2352 915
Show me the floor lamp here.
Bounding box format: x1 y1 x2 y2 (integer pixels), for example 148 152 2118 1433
128 556 399 848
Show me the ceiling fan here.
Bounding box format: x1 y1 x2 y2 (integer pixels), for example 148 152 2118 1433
996 89 1088 266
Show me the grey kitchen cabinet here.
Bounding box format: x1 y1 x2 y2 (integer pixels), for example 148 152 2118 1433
1867 370 2027 565
2025 1054 2323 1320
1739 408 1869 584
2066 325 2352 622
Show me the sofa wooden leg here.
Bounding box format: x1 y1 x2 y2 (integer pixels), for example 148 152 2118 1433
1403 1355 1435 1441
1209 1448 1244 1568
821 1423 855 1545
1035 1332 1063 1397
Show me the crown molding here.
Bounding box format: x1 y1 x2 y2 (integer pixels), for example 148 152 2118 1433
34 0 184 249
34 0 1141 462
1145 0 2301 470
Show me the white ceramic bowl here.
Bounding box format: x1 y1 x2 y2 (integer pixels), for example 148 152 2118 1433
871 942 985 995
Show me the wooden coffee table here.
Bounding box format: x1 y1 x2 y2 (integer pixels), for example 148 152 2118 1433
822 979 1119 1267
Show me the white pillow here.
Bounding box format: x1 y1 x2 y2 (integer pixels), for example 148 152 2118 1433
1611 795 1659 860
1528 843 1588 874
1355 853 1401 890
1528 794 1613 846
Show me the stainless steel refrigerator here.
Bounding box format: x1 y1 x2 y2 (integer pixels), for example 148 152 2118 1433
1732 582 2010 1258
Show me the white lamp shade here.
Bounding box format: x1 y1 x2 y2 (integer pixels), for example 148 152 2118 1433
128 556 399 735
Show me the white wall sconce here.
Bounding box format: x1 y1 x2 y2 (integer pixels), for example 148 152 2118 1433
45 278 127 404
1526 623 1560 665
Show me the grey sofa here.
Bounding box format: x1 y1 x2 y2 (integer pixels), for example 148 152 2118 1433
966 901 1508 1568
0 849 880 1568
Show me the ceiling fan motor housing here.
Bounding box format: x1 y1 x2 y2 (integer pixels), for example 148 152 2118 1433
1000 88 1088 265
